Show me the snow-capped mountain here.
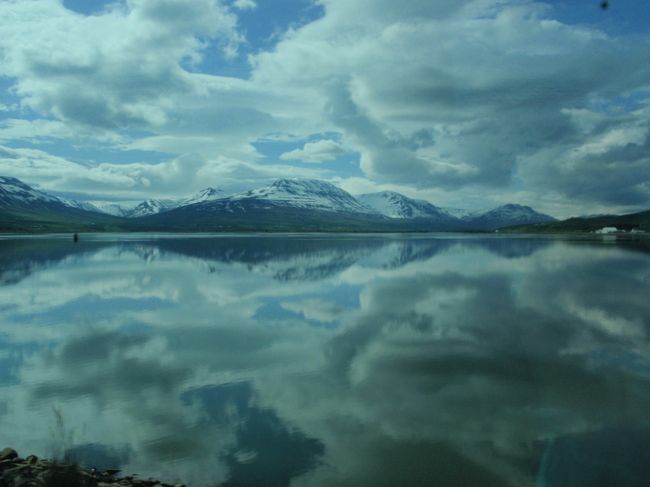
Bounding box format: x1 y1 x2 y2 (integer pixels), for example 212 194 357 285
86 201 132 217
441 207 481 220
57 198 105 213
357 191 452 220
0 175 560 232
126 199 179 218
468 204 556 229
180 187 224 207
96 188 225 218
225 179 377 214
0 176 63 209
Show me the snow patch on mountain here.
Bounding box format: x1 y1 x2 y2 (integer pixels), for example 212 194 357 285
227 179 377 214
57 198 104 213
0 176 61 207
86 201 133 217
127 199 179 218
441 207 481 220
469 204 556 228
1 175 558 230
180 187 224 207
357 191 450 220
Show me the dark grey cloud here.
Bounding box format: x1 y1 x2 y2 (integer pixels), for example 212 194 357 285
251 0 650 208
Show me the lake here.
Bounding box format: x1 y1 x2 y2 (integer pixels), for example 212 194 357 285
0 234 649 487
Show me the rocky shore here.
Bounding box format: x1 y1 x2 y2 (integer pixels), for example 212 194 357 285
0 448 185 487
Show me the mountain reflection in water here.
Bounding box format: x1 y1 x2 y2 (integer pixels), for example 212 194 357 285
0 234 649 487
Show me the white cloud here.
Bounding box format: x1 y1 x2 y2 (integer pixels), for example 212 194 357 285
249 0 650 204
281 298 343 322
0 103 18 112
233 0 256 10
280 139 346 163
0 144 330 200
0 0 242 129
0 0 649 210
0 118 123 144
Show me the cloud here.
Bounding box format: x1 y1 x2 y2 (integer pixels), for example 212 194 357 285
281 298 343 321
249 0 650 205
0 0 649 211
0 0 242 130
2 237 650 485
0 118 122 144
233 0 256 10
520 105 650 205
280 139 346 163
0 144 332 200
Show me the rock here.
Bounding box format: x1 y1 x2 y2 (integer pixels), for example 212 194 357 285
11 475 30 487
4 463 30 474
0 450 184 487
0 447 18 461
25 454 38 464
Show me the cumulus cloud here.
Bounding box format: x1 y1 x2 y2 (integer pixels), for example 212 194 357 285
0 145 205 198
520 105 650 205
233 0 256 10
281 298 343 321
0 144 330 200
280 139 346 163
0 0 649 211
250 0 650 206
0 0 241 129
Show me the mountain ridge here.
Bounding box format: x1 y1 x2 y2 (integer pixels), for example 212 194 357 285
4 175 643 234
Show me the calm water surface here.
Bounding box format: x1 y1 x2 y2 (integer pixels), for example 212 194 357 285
1 234 649 486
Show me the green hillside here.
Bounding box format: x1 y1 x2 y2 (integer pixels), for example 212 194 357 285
502 210 650 233
0 207 128 233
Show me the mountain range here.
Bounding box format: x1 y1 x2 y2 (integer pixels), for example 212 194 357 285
4 174 630 234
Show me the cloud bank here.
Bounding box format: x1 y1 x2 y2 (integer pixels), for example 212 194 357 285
0 0 649 214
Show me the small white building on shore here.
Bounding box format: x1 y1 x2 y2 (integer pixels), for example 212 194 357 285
595 227 618 234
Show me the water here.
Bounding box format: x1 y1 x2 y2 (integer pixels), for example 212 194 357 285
0 234 649 487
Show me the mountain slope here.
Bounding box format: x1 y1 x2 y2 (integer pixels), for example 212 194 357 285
104 187 224 218
125 199 178 218
224 179 377 214
179 187 224 207
0 175 571 233
134 179 401 231
357 191 453 221
503 210 650 233
0 176 65 210
86 201 132 217
0 176 127 232
467 204 556 230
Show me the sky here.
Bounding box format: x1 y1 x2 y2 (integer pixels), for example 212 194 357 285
0 0 649 217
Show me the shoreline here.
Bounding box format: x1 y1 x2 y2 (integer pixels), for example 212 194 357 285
0 448 184 487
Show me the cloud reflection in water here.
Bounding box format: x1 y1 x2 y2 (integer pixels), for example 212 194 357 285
0 235 649 486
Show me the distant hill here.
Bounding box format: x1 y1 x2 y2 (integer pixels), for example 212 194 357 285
358 191 457 222
503 210 650 233
135 179 399 232
0 176 126 232
466 204 556 230
358 192 555 230
1 175 571 233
